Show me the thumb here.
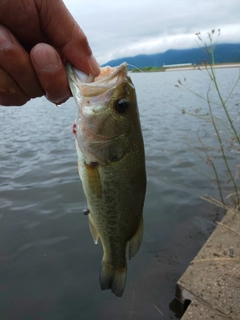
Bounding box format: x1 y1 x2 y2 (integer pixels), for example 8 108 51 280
37 0 100 76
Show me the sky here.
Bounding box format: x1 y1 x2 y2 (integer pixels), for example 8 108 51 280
63 0 240 65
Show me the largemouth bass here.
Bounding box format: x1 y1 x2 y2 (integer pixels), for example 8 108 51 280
66 62 146 297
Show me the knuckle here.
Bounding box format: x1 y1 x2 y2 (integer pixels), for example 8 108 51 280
77 28 91 53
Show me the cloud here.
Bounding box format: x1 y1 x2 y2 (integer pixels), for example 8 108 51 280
63 0 240 64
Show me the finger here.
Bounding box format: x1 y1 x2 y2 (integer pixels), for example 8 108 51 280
36 0 100 76
30 43 71 104
0 25 44 98
0 68 29 106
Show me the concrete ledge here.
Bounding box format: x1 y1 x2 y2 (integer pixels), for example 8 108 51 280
176 209 240 319
181 299 230 320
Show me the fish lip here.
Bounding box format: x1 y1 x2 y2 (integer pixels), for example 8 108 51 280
67 62 128 95
90 62 128 85
76 62 127 85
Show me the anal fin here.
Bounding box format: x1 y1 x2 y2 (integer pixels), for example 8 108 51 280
128 216 144 260
88 215 99 244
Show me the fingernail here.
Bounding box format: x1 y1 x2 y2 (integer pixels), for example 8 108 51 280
89 55 100 76
0 26 14 50
32 44 60 72
46 94 70 104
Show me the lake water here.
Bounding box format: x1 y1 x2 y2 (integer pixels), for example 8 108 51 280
0 67 239 320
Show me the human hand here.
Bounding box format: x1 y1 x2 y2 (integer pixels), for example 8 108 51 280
0 0 100 106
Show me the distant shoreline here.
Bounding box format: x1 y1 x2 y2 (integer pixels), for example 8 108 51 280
165 63 240 72
130 63 240 73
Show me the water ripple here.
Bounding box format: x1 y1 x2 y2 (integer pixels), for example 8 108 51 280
0 236 70 262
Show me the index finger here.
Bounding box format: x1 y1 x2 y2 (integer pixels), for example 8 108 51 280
36 0 100 76
0 25 44 99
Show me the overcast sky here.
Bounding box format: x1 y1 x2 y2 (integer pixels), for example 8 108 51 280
63 0 240 65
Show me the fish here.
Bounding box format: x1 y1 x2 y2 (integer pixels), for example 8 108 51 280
66 62 146 297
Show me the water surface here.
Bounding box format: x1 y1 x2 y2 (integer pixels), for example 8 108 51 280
0 67 239 319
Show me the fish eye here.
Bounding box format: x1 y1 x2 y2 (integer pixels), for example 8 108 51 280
115 99 129 114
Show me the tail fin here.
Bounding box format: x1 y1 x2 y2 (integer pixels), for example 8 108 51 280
99 262 127 297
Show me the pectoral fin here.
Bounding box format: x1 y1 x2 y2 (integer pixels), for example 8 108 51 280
84 162 102 197
88 216 99 244
128 216 143 260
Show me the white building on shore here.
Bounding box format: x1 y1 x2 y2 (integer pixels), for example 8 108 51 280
162 63 193 68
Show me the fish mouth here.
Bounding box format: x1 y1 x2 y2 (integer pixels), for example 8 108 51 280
67 62 128 98
67 62 129 144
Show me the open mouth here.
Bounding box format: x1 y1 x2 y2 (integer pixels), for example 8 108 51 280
71 63 127 87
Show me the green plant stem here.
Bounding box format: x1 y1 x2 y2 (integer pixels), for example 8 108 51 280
207 90 239 206
225 71 240 104
209 51 240 146
197 135 225 205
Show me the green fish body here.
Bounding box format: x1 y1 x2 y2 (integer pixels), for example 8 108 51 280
67 63 146 297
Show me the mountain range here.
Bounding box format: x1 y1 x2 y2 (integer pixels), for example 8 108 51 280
101 43 240 68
